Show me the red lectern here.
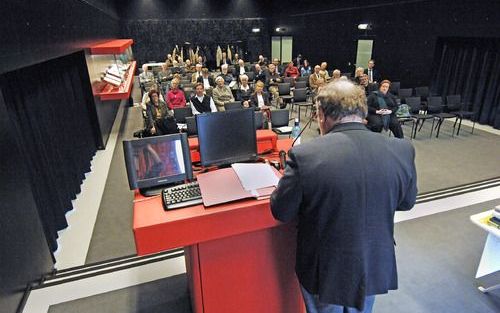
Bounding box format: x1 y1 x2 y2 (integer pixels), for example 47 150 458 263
133 138 304 313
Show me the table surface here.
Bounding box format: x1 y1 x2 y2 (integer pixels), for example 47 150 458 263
470 210 500 237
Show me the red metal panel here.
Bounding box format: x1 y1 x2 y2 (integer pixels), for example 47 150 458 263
90 39 134 55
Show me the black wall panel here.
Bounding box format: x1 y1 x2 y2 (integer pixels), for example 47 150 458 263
121 18 270 67
0 0 120 74
270 0 500 87
0 91 54 313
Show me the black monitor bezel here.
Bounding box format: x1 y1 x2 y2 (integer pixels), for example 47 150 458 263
123 133 193 190
196 109 258 167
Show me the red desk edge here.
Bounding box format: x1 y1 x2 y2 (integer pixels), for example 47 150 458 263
90 39 134 55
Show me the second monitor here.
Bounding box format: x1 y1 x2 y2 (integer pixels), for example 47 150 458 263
196 108 257 167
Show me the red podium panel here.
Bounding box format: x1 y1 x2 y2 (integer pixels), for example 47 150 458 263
132 138 303 313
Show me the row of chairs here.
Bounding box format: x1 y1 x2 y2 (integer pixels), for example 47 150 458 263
402 94 476 138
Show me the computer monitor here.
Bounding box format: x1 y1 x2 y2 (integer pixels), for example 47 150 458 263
123 133 193 196
196 109 257 167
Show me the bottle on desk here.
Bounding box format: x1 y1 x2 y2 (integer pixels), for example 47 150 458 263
291 118 301 145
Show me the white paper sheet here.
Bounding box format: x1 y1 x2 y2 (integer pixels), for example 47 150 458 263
231 163 280 191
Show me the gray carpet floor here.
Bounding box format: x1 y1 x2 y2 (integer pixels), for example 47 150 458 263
84 83 500 264
51 199 500 313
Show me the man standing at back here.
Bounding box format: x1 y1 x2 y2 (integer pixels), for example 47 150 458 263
271 80 417 313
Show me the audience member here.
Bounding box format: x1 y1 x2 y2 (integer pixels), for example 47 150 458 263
331 69 341 81
190 83 217 115
164 54 174 67
233 53 240 64
285 62 300 78
293 53 303 67
366 80 404 138
271 79 416 313
191 64 203 83
254 64 267 85
197 68 215 92
249 81 271 123
354 67 365 84
183 59 194 73
237 74 253 107
271 58 284 75
221 52 232 65
218 64 234 85
233 59 248 79
141 84 164 110
364 59 380 83
258 54 268 66
212 76 235 111
139 64 154 88
266 63 283 105
320 62 331 80
145 90 175 135
166 78 186 110
157 64 172 82
300 59 312 76
309 65 322 90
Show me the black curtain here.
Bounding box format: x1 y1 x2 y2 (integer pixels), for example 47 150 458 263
0 52 100 252
430 37 500 129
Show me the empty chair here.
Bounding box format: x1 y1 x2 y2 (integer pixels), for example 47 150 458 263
278 83 293 107
254 111 264 130
446 95 476 135
224 101 243 111
292 88 313 121
245 71 255 82
406 96 433 139
296 76 309 82
415 86 430 105
427 96 455 138
185 116 197 136
173 107 193 123
294 81 307 89
271 109 291 128
389 82 401 95
398 88 413 103
283 77 295 87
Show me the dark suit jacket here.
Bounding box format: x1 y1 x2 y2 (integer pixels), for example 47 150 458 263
367 91 399 116
249 92 270 110
233 65 249 78
364 68 381 83
197 75 215 88
271 122 417 310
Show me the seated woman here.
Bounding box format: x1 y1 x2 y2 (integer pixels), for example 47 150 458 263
141 84 164 110
354 67 365 84
284 62 300 78
331 69 341 81
212 76 235 111
146 90 176 136
300 59 312 76
166 78 186 110
249 81 272 124
237 74 253 107
190 83 217 115
366 80 404 138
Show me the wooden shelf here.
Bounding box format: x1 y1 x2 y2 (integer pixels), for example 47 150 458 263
95 61 136 101
90 39 134 55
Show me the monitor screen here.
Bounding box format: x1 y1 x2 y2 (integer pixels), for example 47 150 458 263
196 109 257 167
123 133 192 193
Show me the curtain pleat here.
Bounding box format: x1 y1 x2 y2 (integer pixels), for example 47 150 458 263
431 38 500 129
0 52 99 252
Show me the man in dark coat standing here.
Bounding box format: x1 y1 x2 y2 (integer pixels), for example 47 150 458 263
271 80 417 313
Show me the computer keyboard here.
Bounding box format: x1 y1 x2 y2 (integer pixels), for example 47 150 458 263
162 181 203 210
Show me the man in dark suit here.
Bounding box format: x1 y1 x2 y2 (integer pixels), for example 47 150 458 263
364 59 381 83
271 80 417 313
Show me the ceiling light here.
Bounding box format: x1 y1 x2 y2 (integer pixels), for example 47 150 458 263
252 28 260 33
358 24 371 30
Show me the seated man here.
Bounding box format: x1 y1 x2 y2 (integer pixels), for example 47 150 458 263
197 68 215 92
254 64 267 85
266 63 283 105
284 62 300 78
145 90 176 135
218 64 234 85
139 64 154 91
233 59 249 81
183 59 195 73
249 81 272 125
320 62 331 80
309 65 322 90
191 63 203 83
157 63 173 82
190 83 217 115
212 76 235 111
166 78 186 110
366 80 404 138
331 69 341 81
